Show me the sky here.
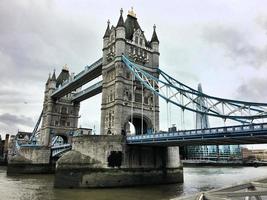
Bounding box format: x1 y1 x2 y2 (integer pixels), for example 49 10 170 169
1 0 267 148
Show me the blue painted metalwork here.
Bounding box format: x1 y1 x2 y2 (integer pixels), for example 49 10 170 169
121 55 267 123
126 123 267 146
51 144 72 157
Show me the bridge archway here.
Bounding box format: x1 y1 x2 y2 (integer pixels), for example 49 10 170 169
51 134 69 146
124 114 153 135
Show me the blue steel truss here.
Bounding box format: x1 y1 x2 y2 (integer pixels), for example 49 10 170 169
122 55 267 124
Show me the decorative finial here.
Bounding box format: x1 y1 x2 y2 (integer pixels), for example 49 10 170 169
128 7 136 17
63 64 69 71
107 19 110 26
153 24 156 31
120 8 123 15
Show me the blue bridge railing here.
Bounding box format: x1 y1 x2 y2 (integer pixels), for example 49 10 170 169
127 123 267 146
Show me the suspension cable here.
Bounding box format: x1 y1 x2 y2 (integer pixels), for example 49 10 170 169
166 86 169 131
153 80 156 133
141 74 144 135
131 71 134 128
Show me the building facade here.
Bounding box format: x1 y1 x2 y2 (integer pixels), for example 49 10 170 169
100 8 160 136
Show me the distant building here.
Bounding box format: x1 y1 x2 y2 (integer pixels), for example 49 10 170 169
241 147 267 161
16 131 32 145
73 128 93 136
0 134 10 163
184 84 242 161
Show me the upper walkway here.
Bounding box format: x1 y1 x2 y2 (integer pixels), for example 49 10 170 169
52 58 102 99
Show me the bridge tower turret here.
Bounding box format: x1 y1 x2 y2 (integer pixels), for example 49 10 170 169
100 8 160 136
40 67 80 146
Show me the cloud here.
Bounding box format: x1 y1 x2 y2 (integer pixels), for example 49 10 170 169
235 78 267 102
202 25 267 68
0 113 34 129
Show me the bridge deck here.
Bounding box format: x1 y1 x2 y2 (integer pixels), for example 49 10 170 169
127 123 267 146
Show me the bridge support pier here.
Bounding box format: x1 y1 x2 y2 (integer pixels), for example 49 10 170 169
54 135 183 188
7 145 54 174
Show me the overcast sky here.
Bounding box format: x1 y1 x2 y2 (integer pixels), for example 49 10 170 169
1 0 267 148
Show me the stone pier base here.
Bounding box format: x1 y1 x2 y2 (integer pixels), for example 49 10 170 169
54 136 184 188
7 163 55 175
55 167 183 188
7 146 52 175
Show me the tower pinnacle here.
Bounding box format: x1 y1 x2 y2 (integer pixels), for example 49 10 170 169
103 19 111 38
128 7 136 18
116 8 125 28
151 24 159 43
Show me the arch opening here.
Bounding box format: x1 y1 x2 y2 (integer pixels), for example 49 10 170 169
124 114 153 136
51 135 68 146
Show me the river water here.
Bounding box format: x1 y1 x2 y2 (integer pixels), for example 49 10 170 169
1 166 267 200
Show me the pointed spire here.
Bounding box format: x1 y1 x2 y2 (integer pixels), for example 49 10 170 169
46 73 51 85
116 8 125 28
151 24 159 43
103 19 111 38
51 69 56 81
198 83 203 93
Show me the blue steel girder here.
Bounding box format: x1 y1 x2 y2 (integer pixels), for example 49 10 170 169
51 58 102 99
121 55 267 123
126 123 267 146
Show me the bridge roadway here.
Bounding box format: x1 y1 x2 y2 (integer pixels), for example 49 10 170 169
51 58 102 99
127 123 267 146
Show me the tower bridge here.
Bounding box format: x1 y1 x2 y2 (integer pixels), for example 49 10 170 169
7 8 267 188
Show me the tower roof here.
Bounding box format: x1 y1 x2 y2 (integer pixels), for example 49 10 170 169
116 8 125 28
124 14 141 40
46 73 51 85
51 70 56 81
198 83 203 92
150 24 159 43
103 20 111 38
56 66 70 87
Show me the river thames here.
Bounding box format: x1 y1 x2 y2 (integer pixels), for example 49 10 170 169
1 166 267 200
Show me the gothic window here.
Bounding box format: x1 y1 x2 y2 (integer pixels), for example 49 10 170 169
126 72 130 79
67 122 70 127
62 107 67 114
134 47 138 55
112 116 114 126
135 93 142 103
109 113 112 127
135 36 138 44
55 121 59 126
60 120 66 126
144 97 148 104
139 38 143 46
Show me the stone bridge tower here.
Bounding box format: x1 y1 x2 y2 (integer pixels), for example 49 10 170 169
100 8 160 136
40 67 80 146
